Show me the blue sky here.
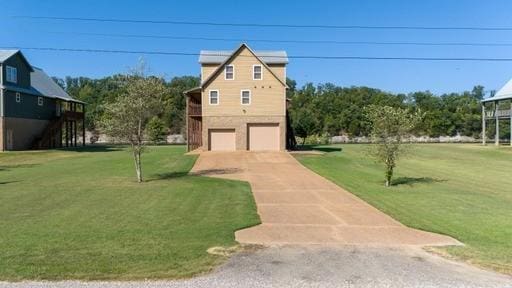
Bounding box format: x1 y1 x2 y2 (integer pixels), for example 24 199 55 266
2 0 512 95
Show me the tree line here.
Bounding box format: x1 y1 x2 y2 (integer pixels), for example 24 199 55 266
287 79 509 142
52 75 506 141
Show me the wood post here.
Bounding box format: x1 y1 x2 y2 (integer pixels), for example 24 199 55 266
482 104 486 145
82 104 86 147
60 121 63 148
65 121 69 147
186 97 189 152
495 101 499 146
74 121 77 147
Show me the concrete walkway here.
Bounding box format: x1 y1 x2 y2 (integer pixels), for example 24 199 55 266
191 151 461 246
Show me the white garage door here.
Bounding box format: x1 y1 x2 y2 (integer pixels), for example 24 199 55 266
248 124 280 151
209 129 236 151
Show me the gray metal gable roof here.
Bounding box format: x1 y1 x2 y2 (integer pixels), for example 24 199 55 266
482 78 512 102
200 43 288 88
1 67 82 103
199 50 288 64
0 50 18 63
30 67 81 102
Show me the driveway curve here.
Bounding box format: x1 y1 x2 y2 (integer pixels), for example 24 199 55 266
191 151 461 246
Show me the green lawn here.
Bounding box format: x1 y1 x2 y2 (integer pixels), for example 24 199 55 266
0 145 260 280
295 144 512 274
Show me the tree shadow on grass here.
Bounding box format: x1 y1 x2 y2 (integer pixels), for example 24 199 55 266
313 146 342 153
297 145 343 153
147 168 243 182
0 180 21 185
58 145 123 153
0 163 39 171
392 177 446 186
147 171 190 181
190 168 242 176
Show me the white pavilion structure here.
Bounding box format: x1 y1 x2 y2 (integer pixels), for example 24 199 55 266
482 79 512 146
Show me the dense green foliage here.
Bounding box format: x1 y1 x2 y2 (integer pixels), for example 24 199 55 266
0 146 260 280
288 83 510 139
54 75 200 134
296 144 512 274
147 116 168 144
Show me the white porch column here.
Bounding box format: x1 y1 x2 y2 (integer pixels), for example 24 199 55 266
495 101 499 146
482 104 486 145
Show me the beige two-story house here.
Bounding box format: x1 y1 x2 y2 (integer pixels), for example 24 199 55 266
185 43 289 151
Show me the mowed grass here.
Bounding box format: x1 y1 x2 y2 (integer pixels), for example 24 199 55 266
0 145 260 280
295 144 512 274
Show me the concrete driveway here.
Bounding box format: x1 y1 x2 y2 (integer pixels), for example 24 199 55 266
191 151 460 246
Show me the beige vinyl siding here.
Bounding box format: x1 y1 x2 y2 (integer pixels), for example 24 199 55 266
201 47 286 117
201 64 219 82
267 64 286 81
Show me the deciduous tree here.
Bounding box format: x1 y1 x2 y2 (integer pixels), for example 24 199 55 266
365 105 422 187
100 62 167 183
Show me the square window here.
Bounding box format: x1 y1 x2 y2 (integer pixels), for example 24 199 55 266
15 92 21 103
6 66 17 83
241 90 251 105
253 65 262 80
225 65 234 80
38 97 44 106
209 90 219 105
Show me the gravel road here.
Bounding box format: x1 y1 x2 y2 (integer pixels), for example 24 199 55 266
1 246 510 288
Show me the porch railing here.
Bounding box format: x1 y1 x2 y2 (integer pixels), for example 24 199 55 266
188 98 202 116
485 109 511 119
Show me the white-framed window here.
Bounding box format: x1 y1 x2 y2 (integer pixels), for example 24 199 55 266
209 90 219 105
15 92 21 103
253 65 262 80
37 96 44 106
241 90 251 105
224 65 234 80
6 66 17 83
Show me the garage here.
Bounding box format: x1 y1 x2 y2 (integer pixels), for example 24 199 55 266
248 124 280 151
208 129 236 151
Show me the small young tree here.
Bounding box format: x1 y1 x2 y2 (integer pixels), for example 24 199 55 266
100 62 167 183
147 116 167 144
365 105 421 187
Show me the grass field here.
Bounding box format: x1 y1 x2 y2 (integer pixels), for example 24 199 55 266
295 144 512 274
0 145 260 280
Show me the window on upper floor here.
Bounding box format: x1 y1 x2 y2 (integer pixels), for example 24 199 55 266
241 90 251 105
15 92 21 103
38 97 44 106
209 90 219 105
253 65 262 80
225 65 234 80
6 66 17 83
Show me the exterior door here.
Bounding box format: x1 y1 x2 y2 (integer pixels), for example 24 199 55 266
248 124 280 151
6 130 13 150
209 129 236 151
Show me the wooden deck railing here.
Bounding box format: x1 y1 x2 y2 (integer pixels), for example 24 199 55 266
188 97 202 116
486 109 512 119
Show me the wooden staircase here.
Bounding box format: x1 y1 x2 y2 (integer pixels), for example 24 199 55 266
32 116 65 150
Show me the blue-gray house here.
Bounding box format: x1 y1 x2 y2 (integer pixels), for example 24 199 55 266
0 50 85 151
